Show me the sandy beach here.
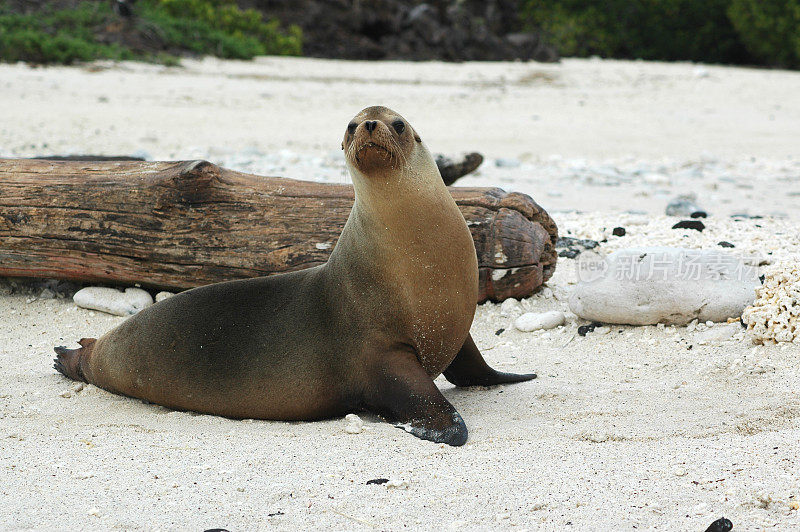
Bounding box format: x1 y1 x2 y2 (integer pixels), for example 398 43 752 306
1 57 799 530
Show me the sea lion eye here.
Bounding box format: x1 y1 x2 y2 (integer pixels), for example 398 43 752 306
392 120 405 134
347 122 357 135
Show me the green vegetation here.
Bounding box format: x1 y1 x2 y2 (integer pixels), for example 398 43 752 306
520 0 800 68
0 0 301 65
727 0 800 68
0 3 133 63
2 1 798 68
139 0 302 60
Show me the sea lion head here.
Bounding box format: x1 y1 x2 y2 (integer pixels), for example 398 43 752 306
342 106 423 178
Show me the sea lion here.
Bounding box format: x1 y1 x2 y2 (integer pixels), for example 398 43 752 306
53 106 536 446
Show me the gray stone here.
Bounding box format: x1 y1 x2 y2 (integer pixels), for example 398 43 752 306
494 158 521 168
569 247 760 325
38 288 56 300
666 193 704 217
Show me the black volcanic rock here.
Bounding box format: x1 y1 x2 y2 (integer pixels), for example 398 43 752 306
245 0 559 62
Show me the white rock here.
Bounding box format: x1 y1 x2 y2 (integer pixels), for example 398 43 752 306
499 298 523 317
386 479 409 489
697 323 741 343
343 413 364 434
569 247 760 325
514 311 565 332
155 291 175 302
73 287 154 316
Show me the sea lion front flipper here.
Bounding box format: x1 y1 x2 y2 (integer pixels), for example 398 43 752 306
365 350 468 446
443 334 537 387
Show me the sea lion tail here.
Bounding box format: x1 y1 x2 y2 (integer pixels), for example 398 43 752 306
53 338 95 382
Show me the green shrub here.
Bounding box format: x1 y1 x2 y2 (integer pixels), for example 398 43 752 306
727 0 800 68
0 3 132 64
0 0 301 65
520 0 751 64
141 0 302 59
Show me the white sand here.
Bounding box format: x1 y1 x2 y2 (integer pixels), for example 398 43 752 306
1 57 799 530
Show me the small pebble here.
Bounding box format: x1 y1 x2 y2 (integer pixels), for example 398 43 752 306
704 517 733 532
155 291 175 302
38 288 56 300
343 414 364 434
386 479 410 489
666 194 704 217
577 322 603 336
494 158 520 168
612 227 626 237
514 311 565 332
672 220 706 232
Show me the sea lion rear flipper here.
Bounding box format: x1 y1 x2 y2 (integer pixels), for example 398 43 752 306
365 350 468 446
53 338 95 383
443 334 537 387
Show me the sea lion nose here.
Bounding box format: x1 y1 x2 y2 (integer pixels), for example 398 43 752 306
364 121 377 134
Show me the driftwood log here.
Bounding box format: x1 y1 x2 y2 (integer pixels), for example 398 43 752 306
0 159 558 302
35 152 485 186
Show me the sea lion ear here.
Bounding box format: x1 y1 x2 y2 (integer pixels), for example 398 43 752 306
414 132 421 143
341 142 344 150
